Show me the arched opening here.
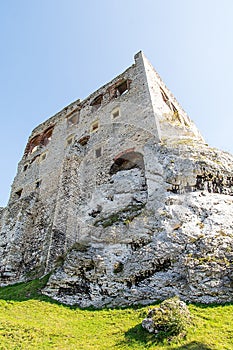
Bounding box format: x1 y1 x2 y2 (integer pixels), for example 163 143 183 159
110 151 145 175
29 135 42 153
42 126 54 146
25 125 55 155
90 94 103 111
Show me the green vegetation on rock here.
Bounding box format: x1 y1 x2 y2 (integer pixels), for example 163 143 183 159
142 296 191 339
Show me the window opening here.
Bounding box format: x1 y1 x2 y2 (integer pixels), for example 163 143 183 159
91 121 99 133
67 112 79 126
116 80 129 96
36 180 41 188
95 147 102 158
15 189 23 199
25 125 55 156
23 164 29 172
110 151 144 175
30 135 41 154
111 108 120 119
90 95 103 111
78 135 90 146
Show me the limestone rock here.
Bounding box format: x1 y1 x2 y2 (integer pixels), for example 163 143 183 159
42 142 233 307
0 52 232 308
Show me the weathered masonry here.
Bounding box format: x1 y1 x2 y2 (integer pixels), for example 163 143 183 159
0 52 232 307
8 52 202 205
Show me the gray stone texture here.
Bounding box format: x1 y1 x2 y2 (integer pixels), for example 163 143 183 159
0 52 232 307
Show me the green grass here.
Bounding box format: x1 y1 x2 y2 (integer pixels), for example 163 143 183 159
0 277 232 349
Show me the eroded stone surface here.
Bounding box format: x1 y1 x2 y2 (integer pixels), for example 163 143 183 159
0 52 232 307
42 142 233 307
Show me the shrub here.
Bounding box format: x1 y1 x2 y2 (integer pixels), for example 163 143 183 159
142 296 191 338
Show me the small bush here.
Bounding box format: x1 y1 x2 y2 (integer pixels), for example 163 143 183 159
142 296 191 338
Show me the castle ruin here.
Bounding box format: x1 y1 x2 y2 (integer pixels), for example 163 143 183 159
0 52 232 307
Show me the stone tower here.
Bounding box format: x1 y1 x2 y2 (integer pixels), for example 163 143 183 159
0 52 232 307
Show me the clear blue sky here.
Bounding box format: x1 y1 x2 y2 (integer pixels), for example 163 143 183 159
0 0 233 206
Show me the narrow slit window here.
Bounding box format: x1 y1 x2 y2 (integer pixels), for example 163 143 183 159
95 147 102 158
23 164 29 172
36 180 41 188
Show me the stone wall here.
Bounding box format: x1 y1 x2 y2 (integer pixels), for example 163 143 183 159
0 52 232 307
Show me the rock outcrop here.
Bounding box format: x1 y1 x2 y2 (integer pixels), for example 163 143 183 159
0 52 232 307
42 142 233 307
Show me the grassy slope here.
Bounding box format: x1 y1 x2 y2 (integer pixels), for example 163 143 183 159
0 276 232 349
